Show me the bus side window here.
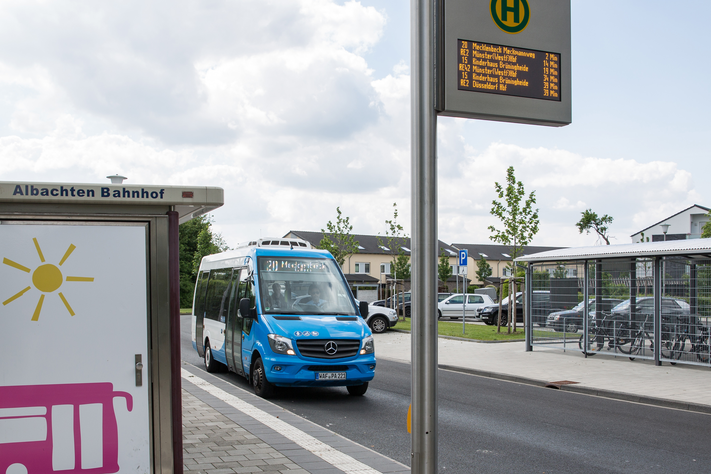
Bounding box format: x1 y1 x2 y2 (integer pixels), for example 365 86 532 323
205 268 231 321
217 269 235 323
238 271 255 334
194 271 210 317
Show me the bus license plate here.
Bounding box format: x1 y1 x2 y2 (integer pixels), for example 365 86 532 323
316 372 346 380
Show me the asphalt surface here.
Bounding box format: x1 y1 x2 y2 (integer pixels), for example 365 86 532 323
180 315 711 473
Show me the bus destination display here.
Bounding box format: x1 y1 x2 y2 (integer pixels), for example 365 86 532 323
457 39 560 101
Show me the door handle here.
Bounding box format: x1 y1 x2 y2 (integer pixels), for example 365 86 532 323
135 354 143 387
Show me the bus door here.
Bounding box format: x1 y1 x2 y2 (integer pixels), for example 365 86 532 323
193 270 210 358
238 269 257 375
225 268 243 375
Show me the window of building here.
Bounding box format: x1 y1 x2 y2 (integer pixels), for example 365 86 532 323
380 263 390 274
355 262 371 274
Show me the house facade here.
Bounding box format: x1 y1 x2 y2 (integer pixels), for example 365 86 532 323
630 204 710 243
285 230 460 301
451 243 566 286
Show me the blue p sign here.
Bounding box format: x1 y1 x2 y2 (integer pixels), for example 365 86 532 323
459 249 468 266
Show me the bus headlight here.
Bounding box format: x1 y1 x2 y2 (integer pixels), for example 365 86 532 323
268 334 295 355
360 335 375 355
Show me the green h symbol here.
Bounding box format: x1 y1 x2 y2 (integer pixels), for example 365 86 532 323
501 0 520 23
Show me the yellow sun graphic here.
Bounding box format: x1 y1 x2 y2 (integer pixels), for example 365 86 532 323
2 238 94 321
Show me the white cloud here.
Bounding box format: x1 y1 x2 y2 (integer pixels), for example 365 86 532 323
0 0 708 254
436 142 701 247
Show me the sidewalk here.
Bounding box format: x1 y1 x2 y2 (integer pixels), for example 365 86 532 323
181 330 711 473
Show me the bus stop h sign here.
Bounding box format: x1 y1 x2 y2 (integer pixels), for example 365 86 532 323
437 0 571 127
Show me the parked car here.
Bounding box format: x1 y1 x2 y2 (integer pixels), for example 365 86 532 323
608 297 689 323
357 300 399 334
478 291 558 326
372 292 411 308
478 293 523 326
401 293 452 317
437 293 495 320
546 298 624 333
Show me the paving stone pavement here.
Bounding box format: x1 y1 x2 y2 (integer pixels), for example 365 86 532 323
180 329 711 473
182 390 307 474
181 364 410 474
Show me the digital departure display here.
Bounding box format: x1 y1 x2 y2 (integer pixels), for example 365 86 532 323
457 39 560 101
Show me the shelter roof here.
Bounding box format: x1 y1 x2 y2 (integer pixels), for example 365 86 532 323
516 238 711 263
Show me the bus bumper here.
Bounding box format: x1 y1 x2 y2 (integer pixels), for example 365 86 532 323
262 356 376 387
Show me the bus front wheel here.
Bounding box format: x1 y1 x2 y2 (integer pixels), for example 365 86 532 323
347 382 368 396
252 357 275 398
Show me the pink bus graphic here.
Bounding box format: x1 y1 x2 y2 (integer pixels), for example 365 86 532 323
0 383 133 474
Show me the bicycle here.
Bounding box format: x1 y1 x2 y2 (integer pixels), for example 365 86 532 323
578 312 628 356
614 317 653 360
671 315 710 363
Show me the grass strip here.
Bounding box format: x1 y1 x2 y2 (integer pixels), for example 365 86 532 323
391 318 571 341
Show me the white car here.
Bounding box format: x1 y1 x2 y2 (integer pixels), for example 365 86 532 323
438 293 495 320
357 300 398 334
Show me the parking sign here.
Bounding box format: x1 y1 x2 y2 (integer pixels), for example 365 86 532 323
459 249 468 266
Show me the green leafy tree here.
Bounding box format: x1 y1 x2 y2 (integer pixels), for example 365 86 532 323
378 203 410 280
576 209 614 245
179 215 230 308
552 264 567 279
475 255 492 283
317 207 359 268
438 249 453 291
488 166 540 272
701 212 711 238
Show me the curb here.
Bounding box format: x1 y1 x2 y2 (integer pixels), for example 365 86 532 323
438 363 711 415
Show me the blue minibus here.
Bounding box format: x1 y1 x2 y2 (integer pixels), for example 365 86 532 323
191 237 375 397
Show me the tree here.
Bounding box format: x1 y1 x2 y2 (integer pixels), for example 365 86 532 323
701 212 711 238
317 207 359 268
488 166 540 269
179 215 230 308
475 255 492 283
378 203 411 280
438 249 453 291
576 209 614 245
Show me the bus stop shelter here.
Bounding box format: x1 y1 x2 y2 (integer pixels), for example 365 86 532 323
0 180 223 474
516 239 711 368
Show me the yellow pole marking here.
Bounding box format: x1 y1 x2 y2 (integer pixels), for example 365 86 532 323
33 238 45 263
66 276 94 282
59 244 76 266
3 286 32 306
3 258 31 273
407 404 411 433
58 292 75 316
32 294 45 321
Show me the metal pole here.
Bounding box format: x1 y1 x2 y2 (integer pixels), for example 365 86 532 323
411 0 438 471
583 260 589 356
525 265 533 351
462 271 467 334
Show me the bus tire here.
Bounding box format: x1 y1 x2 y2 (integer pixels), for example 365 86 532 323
347 382 368 396
204 342 221 373
252 357 275 398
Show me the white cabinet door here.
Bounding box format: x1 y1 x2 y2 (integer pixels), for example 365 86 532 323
0 223 150 473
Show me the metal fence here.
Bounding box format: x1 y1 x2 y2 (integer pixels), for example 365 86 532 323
527 257 711 368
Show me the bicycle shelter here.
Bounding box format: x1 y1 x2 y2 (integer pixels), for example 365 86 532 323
0 181 223 474
516 239 711 368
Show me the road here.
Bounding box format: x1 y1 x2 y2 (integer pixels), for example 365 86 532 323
181 315 711 473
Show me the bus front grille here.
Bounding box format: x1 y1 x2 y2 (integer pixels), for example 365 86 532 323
296 339 360 359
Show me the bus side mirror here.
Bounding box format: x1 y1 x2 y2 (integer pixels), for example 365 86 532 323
240 298 255 319
359 301 369 319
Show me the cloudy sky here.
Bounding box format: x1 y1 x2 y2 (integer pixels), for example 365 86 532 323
1 0 709 249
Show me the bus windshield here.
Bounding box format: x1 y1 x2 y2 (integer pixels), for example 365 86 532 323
257 256 358 315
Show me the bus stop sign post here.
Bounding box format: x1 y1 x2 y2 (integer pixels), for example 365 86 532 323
410 1 570 472
459 250 468 334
